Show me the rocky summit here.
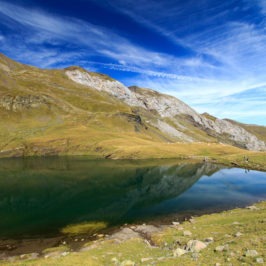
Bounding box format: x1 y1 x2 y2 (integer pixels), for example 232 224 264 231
0 53 265 158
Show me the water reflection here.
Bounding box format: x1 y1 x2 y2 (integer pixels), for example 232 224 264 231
0 157 265 238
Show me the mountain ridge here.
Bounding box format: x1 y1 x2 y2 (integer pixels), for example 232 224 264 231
0 53 265 159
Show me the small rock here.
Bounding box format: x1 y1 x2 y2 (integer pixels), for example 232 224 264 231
256 258 264 264
232 222 241 225
172 221 180 226
224 234 232 238
215 246 224 252
191 252 199 260
177 226 184 231
246 205 259 210
19 253 39 260
81 238 85 242
189 218 196 224
234 232 243 237
61 252 69 257
183 230 192 236
245 250 258 257
186 240 207 252
173 248 187 257
205 237 214 243
74 239 78 242
141 257 153 262
97 234 104 238
111 257 119 263
120 260 135 266
215 263 221 266
62 241 66 245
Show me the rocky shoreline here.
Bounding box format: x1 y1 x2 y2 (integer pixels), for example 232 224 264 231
1 203 265 265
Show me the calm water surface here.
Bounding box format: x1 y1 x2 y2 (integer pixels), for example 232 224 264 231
0 157 265 239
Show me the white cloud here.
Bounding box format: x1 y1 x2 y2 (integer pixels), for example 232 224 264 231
0 0 265 124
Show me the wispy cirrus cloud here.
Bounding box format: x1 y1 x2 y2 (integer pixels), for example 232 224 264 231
0 0 265 124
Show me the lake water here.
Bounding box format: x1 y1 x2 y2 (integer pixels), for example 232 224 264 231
0 157 265 239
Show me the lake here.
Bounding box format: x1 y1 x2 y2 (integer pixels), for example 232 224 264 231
0 157 265 239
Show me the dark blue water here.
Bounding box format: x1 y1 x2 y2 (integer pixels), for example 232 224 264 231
0 157 265 239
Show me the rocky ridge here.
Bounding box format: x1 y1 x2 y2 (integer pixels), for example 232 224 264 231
66 68 266 151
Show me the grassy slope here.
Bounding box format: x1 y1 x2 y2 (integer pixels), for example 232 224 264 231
2 201 265 266
0 53 265 170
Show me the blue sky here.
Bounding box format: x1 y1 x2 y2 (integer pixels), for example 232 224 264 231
0 0 265 125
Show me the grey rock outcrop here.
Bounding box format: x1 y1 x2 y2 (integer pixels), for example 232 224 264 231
65 68 266 151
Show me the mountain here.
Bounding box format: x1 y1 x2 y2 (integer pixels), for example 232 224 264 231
0 53 265 158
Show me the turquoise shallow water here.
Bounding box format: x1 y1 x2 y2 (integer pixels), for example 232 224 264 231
0 157 265 239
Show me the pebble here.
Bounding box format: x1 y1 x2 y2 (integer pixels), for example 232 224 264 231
256 258 264 264
246 205 259 210
215 245 229 252
183 230 192 236
173 248 187 257
141 257 153 262
111 257 119 263
234 232 243 237
172 221 180 226
120 260 135 266
205 237 214 243
245 249 258 257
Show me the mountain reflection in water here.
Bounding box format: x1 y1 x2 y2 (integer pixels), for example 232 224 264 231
0 157 265 238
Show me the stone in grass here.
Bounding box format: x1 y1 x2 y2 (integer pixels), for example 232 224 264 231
173 248 187 257
245 250 258 257
246 205 259 210
185 240 207 252
111 257 119 264
183 230 192 236
120 260 135 266
215 245 229 252
234 232 243 237
172 221 180 226
141 257 153 262
256 258 264 264
19 253 39 260
205 237 214 243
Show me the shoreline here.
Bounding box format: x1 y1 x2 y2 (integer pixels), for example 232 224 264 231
1 200 265 263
